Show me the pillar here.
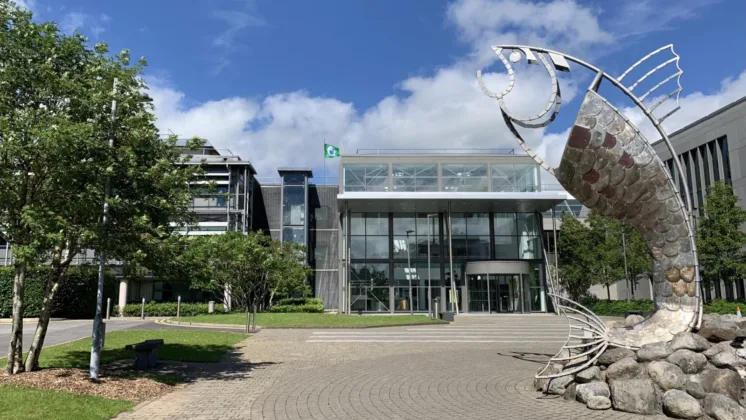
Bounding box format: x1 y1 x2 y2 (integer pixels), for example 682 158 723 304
118 279 128 316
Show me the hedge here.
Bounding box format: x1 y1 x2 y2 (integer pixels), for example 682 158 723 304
269 297 324 313
580 298 746 317
115 302 215 317
703 299 746 315
0 266 117 318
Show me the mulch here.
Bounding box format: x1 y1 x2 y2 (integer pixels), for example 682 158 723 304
0 366 184 402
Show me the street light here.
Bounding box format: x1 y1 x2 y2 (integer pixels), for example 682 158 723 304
406 229 414 315
426 214 438 318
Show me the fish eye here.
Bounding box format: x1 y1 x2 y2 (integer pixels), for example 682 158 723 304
509 51 521 63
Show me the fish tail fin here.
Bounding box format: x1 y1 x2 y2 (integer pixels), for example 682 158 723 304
535 295 609 379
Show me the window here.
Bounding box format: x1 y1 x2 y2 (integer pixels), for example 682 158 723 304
493 213 540 260
350 263 390 312
719 136 732 182
392 164 438 192
447 213 491 260
709 140 720 182
343 164 389 192
699 145 711 188
314 206 329 221
492 163 539 192
393 213 440 259
442 164 488 192
350 213 389 260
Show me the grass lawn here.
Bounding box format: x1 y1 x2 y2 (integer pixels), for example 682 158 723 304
0 329 248 369
176 312 446 328
0 384 134 420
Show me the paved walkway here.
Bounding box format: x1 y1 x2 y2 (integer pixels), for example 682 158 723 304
118 315 668 420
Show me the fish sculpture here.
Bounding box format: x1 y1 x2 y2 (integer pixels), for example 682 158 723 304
477 45 702 378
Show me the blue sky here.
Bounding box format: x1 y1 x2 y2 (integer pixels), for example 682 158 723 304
20 0 746 182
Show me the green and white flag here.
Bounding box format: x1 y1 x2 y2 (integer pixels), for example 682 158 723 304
324 143 340 159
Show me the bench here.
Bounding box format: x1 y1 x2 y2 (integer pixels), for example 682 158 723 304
125 339 164 370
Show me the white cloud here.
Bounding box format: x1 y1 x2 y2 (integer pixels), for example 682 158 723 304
209 2 267 75
60 12 111 38
148 0 741 188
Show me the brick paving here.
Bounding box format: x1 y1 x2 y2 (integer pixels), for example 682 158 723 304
117 316 669 420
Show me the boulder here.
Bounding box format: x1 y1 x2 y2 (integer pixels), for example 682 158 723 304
586 395 612 410
648 361 686 390
576 381 610 404
700 368 745 402
702 314 739 331
662 389 703 419
624 314 645 327
609 378 659 415
672 332 712 352
606 357 645 380
710 352 740 370
685 380 707 399
547 375 574 396
698 327 737 343
534 363 563 391
638 341 674 362
668 349 708 374
598 347 636 366
563 383 577 401
703 393 746 420
575 366 601 383
704 341 738 358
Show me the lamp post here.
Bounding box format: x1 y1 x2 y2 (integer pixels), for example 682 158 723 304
90 78 117 381
426 214 438 317
406 229 414 315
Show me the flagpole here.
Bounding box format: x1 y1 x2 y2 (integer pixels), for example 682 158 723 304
323 139 327 184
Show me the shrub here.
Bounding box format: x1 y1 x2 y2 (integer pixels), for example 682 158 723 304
115 302 214 317
269 303 324 313
0 266 117 318
275 297 322 306
704 299 746 315
581 299 654 316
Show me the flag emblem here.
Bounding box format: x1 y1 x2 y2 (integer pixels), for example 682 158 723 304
324 143 340 158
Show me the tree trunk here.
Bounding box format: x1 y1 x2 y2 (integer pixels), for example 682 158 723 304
606 284 611 301
6 263 27 374
252 302 257 331
24 274 61 371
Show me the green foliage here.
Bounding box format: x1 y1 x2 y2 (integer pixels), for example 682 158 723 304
0 266 116 318
177 313 446 328
557 211 652 301
703 299 746 315
115 302 215 317
697 182 746 299
269 303 324 313
275 297 323 306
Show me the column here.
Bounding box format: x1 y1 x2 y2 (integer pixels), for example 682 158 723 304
117 279 128 316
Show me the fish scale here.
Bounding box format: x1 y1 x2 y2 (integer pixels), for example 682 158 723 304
556 90 698 348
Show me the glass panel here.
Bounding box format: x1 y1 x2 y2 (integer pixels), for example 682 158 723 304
452 238 468 258
450 213 467 235
416 214 439 236
466 213 490 235
516 213 538 236
393 177 415 192
366 236 389 259
494 213 516 235
442 164 489 192
467 236 491 259
393 287 428 312
343 164 389 192
282 173 306 185
282 227 305 244
366 212 389 235
282 186 305 226
494 236 518 259
392 164 437 192
468 275 490 312
491 163 539 192
392 236 415 259
720 136 732 182
393 263 424 286
416 236 440 258
351 213 365 235
709 140 720 182
393 214 416 235
444 263 463 286
343 164 366 192
350 237 365 259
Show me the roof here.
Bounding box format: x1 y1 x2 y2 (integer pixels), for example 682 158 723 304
277 168 314 177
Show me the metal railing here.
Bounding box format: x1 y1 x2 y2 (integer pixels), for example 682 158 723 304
255 176 340 186
356 148 516 155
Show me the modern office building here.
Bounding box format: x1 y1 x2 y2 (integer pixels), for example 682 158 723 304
652 96 746 300
335 150 570 314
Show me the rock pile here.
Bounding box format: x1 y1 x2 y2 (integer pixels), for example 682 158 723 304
536 314 746 420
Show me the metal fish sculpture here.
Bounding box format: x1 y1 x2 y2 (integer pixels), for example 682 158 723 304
477 45 702 379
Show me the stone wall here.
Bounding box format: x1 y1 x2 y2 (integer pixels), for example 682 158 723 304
537 314 746 420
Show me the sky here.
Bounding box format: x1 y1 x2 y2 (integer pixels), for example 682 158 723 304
18 0 746 185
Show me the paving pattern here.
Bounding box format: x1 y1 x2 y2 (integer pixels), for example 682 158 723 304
118 315 669 420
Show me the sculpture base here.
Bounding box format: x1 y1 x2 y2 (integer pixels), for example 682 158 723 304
539 315 746 419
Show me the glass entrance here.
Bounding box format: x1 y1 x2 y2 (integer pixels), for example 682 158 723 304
468 274 525 313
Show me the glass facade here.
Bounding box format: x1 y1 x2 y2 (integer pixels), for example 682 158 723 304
342 161 541 192
347 211 545 313
281 172 308 246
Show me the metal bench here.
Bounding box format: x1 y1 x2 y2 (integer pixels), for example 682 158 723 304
125 339 164 370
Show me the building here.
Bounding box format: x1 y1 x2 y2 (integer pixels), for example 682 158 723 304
652 96 746 301
334 150 570 313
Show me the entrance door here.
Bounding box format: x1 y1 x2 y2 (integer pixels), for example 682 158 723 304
468 275 489 312
489 274 519 313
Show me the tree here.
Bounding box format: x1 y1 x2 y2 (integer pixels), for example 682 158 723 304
192 232 310 333
269 241 311 302
586 212 626 300
697 181 746 301
556 212 594 301
0 2 200 372
620 223 652 300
